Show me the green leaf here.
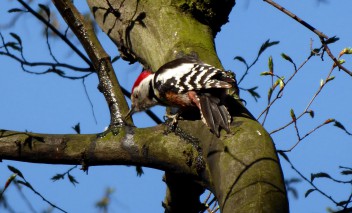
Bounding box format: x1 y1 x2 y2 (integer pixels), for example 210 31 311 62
10 32 22 46
325 36 339 45
308 110 314 118
136 166 144 177
311 172 332 182
338 59 345 65
287 178 301 183
8 8 24 13
38 4 50 18
344 47 352 54
339 47 352 58
281 53 294 64
234 56 248 68
278 151 290 163
311 48 321 56
247 86 260 102
334 121 347 131
268 56 273 73
5 42 21 51
260 71 273 76
72 123 81 134
273 77 285 90
279 78 284 90
324 118 335 124
337 200 349 207
320 79 324 87
7 165 24 179
17 180 33 190
3 173 18 191
287 187 298 199
51 174 65 181
111 56 120 63
68 174 79 186
267 87 273 102
305 189 316 198
325 76 335 84
341 170 352 175
290 109 296 122
258 39 280 57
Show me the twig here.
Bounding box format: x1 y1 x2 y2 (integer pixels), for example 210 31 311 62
14 181 37 213
320 37 352 76
279 152 339 206
263 0 328 39
0 49 92 72
52 0 129 126
270 62 335 135
82 79 98 124
282 120 331 152
263 0 352 77
17 0 92 67
258 54 312 121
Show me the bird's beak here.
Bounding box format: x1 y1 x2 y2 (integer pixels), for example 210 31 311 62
124 106 135 120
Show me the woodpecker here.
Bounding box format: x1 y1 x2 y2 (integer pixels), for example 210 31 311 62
126 57 236 137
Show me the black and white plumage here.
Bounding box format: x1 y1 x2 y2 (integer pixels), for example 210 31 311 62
126 57 236 137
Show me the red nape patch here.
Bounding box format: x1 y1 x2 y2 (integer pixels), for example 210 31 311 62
132 70 153 93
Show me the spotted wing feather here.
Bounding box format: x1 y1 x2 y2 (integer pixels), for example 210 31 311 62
154 59 234 95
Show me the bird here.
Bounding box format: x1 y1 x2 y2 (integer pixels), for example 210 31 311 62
125 57 236 137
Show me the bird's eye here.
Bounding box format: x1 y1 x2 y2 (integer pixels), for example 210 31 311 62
134 93 139 99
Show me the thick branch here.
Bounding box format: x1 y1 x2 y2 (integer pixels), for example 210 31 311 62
0 126 205 181
163 173 205 212
87 0 288 212
52 0 129 126
87 0 225 70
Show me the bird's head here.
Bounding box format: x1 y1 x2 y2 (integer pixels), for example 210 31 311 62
125 70 157 119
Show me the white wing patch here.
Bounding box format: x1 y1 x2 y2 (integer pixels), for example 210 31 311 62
155 62 232 93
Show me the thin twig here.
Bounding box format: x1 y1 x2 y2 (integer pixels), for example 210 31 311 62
14 182 37 213
279 153 339 206
16 174 67 213
263 0 352 76
283 120 330 152
237 53 260 85
263 0 328 39
0 50 93 72
52 0 128 126
17 0 92 67
270 61 335 135
258 54 312 121
82 79 98 124
320 37 352 76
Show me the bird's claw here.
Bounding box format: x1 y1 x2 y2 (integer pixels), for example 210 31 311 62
97 123 123 138
163 112 183 131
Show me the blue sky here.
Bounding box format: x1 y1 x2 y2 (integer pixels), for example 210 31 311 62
1 0 352 212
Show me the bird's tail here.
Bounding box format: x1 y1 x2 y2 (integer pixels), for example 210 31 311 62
199 94 231 137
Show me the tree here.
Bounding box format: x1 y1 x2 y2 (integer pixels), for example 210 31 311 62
1 0 351 212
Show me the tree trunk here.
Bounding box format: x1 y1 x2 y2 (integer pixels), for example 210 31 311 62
87 0 289 212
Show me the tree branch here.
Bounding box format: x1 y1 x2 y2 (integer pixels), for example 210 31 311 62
87 1 288 212
263 0 328 39
263 0 352 77
17 0 92 67
0 126 204 180
52 0 130 126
